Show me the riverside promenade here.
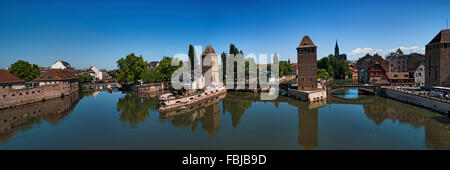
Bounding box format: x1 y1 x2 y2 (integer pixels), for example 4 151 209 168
379 86 450 115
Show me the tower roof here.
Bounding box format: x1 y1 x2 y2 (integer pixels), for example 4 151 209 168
428 29 450 44
298 36 316 47
201 45 216 56
335 40 339 49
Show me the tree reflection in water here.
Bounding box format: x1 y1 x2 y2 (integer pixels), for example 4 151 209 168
116 93 159 127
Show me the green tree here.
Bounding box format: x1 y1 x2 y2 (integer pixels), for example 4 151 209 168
142 69 163 83
155 56 183 82
9 60 40 82
318 54 350 79
107 69 119 79
245 58 257 80
220 52 227 82
318 57 334 77
279 60 293 77
116 53 149 83
188 44 198 79
317 69 330 80
77 72 94 84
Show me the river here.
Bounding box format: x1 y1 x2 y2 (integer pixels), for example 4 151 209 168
0 89 449 149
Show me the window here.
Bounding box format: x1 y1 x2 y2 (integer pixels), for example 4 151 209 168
12 94 15 96
435 70 437 80
2 95 5 98
394 74 398 77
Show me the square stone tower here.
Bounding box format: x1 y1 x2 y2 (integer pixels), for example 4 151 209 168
297 36 318 90
425 29 450 89
201 45 219 86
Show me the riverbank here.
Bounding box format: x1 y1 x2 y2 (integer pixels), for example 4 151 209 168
378 87 450 115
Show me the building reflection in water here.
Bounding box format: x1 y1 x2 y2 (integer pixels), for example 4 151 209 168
0 92 80 143
116 92 159 127
159 93 225 138
329 91 450 150
288 99 327 150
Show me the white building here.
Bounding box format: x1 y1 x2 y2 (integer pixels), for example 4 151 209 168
414 61 425 88
51 60 72 69
88 66 103 81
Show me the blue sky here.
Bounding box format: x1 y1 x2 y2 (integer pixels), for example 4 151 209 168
0 0 449 70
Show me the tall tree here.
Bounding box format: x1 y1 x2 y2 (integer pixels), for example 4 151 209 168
116 53 149 83
220 52 227 82
9 60 40 81
188 44 197 78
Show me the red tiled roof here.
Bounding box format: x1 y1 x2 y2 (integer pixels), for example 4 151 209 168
33 69 77 81
0 70 25 84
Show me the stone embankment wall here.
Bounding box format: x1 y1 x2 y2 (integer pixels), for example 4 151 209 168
379 87 450 115
0 92 79 136
0 81 78 109
132 83 164 93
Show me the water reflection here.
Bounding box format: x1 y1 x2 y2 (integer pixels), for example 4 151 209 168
0 92 80 143
116 92 159 127
329 89 450 149
159 93 225 138
0 89 449 149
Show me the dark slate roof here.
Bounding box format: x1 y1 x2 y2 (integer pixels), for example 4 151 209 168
428 29 450 44
0 70 25 84
298 36 316 47
396 48 404 55
201 45 216 56
33 69 77 81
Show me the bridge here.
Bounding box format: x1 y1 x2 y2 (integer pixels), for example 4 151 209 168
327 85 379 94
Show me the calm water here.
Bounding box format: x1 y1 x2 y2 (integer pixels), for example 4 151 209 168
0 89 449 150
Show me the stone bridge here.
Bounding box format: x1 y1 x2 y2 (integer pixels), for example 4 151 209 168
327 85 379 94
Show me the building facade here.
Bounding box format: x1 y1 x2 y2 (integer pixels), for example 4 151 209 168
387 72 414 87
297 36 318 90
88 66 103 81
201 45 219 86
0 69 79 109
51 60 72 69
414 61 425 87
349 65 358 84
357 53 389 84
387 48 408 72
0 70 26 90
425 29 450 89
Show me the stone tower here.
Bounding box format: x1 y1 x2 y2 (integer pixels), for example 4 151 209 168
425 29 450 89
297 36 318 90
201 45 219 86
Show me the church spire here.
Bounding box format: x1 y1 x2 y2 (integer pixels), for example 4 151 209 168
335 40 339 56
